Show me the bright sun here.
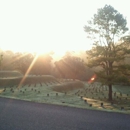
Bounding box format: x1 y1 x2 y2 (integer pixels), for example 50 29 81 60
0 1 95 56
6 44 67 57
1 1 129 57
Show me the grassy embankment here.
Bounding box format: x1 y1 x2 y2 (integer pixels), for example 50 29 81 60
0 71 130 114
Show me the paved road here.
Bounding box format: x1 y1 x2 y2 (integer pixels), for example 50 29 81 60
0 98 130 130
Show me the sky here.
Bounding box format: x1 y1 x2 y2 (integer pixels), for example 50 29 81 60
0 0 130 56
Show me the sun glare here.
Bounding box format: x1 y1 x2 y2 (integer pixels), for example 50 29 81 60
1 1 128 56
5 45 66 56
0 1 95 56
91 77 95 81
31 46 67 56
3 42 74 57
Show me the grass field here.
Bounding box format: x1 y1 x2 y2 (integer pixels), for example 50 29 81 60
0 75 130 114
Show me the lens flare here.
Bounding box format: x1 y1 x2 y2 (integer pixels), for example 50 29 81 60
88 74 96 83
91 77 95 81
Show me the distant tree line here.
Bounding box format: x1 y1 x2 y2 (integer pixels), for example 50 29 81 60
0 50 94 81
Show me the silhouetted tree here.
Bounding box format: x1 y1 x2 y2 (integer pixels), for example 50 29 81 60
2 50 14 70
12 52 34 74
54 52 94 80
84 5 130 100
32 53 53 75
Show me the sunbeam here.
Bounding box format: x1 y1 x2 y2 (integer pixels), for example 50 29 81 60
17 53 39 88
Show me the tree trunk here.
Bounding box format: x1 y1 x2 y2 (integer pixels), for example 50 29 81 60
108 84 112 101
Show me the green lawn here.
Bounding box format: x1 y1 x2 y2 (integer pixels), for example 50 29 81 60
0 77 130 114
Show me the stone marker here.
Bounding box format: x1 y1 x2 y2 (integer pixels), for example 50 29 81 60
84 100 87 103
89 104 92 107
121 107 124 110
101 103 103 107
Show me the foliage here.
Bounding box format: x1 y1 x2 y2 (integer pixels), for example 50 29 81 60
0 53 3 70
12 52 34 74
31 53 53 75
84 5 128 43
2 50 14 70
84 5 130 100
0 50 55 75
54 52 94 80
